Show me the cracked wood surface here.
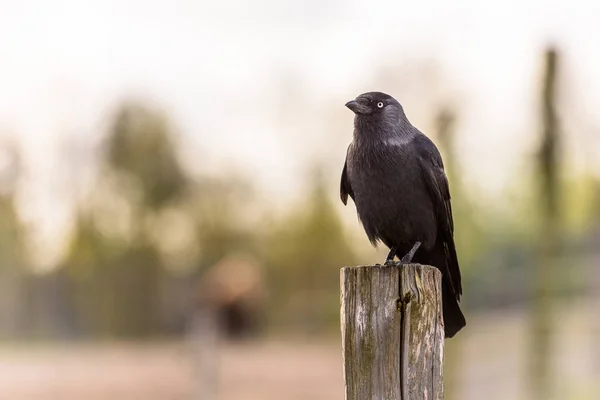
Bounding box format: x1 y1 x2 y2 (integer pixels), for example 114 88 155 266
341 264 444 400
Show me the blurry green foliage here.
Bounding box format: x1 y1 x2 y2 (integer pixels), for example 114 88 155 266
0 144 31 337
62 102 190 337
106 104 188 210
263 168 358 333
433 107 486 272
190 176 257 270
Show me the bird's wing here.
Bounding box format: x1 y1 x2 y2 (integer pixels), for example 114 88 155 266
415 134 462 297
340 151 354 205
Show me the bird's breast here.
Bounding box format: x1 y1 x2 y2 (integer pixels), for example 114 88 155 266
347 143 437 247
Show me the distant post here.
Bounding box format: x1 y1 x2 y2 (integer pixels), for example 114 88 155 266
340 264 444 400
531 46 560 400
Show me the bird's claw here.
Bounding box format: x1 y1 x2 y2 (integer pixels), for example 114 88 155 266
384 259 405 267
399 255 412 264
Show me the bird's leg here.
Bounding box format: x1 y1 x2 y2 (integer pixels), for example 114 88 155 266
400 241 421 264
384 247 398 265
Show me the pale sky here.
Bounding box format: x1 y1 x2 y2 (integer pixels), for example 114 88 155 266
1 0 600 267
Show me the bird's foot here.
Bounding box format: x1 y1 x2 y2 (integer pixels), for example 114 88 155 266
384 258 406 266
399 255 412 264
383 246 398 266
399 241 422 265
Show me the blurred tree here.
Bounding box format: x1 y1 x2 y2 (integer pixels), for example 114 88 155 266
434 107 485 272
60 100 260 338
530 47 561 400
63 101 192 337
107 104 188 210
0 142 31 337
190 175 257 270
264 166 358 333
433 108 465 400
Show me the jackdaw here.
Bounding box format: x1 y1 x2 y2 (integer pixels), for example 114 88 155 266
340 91 466 338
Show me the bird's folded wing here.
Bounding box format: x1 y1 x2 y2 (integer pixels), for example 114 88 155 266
340 154 353 205
415 135 463 297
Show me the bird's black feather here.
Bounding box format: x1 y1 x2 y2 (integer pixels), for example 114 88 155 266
414 133 462 297
340 158 353 206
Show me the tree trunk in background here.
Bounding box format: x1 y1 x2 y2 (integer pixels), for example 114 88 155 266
434 108 462 400
531 47 561 400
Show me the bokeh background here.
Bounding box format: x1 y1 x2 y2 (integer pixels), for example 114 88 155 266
1 1 599 399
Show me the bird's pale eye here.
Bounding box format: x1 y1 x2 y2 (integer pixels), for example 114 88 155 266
377 102 384 108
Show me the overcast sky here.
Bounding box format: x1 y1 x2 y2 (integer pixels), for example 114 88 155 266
1 0 600 267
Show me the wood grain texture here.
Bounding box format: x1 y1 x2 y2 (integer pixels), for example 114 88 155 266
341 263 444 400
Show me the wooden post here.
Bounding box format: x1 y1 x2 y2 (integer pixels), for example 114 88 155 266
340 263 444 400
530 46 560 400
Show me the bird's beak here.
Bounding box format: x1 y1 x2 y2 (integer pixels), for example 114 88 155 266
345 100 371 115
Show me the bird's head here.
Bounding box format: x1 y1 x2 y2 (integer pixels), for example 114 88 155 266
345 92 403 118
345 92 409 138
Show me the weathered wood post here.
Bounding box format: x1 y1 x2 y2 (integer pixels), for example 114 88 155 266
341 263 444 400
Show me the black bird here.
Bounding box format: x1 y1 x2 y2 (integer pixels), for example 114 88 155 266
340 91 466 338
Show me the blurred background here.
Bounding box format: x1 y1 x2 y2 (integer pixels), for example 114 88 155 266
0 1 599 399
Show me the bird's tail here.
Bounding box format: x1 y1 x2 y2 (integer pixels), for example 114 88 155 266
410 240 466 338
441 275 466 338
